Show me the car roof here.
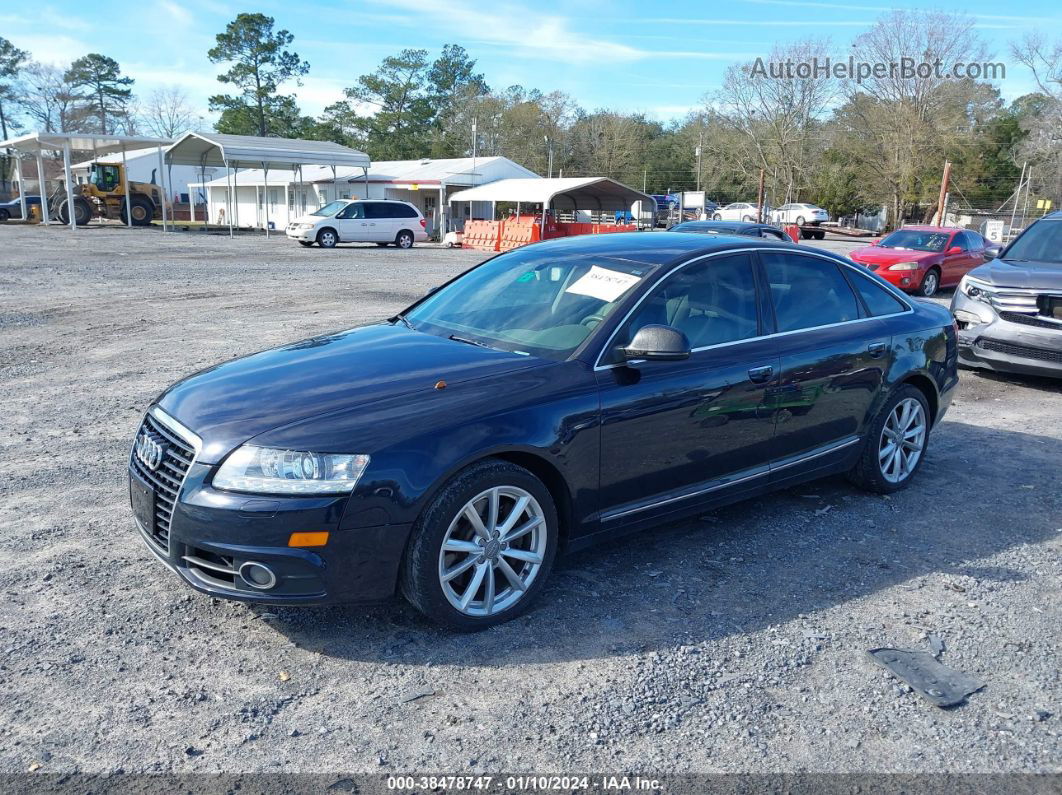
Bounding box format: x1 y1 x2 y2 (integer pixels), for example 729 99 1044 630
674 220 768 231
511 230 816 267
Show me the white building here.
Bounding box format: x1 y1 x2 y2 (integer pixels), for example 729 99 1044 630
197 156 539 237
71 147 213 204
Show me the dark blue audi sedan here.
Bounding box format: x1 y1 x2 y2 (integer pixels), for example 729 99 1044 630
129 232 958 630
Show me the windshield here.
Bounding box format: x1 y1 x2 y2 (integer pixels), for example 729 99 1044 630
311 200 347 217
1003 220 1062 264
878 229 949 252
403 248 655 360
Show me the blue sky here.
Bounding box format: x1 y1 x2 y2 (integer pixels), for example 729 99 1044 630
6 0 1059 123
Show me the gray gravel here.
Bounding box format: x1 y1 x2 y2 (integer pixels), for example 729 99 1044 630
0 224 1059 775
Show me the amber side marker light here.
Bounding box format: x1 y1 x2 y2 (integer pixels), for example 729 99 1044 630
288 531 330 548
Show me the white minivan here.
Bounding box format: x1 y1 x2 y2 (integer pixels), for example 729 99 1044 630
287 199 429 248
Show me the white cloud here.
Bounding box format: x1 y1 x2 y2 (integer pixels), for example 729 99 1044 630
159 0 193 26
7 33 90 66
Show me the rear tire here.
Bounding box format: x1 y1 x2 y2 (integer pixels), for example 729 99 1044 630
316 228 338 248
847 385 930 494
0 209 9 222
713 213 722 221
400 459 558 631
795 215 805 227
396 230 414 249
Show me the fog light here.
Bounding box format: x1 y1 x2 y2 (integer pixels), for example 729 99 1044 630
954 310 983 326
901 277 911 286
238 561 277 590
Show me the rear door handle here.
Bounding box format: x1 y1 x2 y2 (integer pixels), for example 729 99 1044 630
748 364 774 383
868 342 887 357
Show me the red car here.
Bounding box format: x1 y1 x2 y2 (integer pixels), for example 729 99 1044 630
848 226 994 297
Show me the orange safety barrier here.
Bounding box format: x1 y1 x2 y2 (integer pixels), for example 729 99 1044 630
462 220 501 251
783 224 800 243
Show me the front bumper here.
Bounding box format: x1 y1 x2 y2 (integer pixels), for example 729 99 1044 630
853 264 924 292
951 291 1062 378
286 227 316 241
131 462 412 605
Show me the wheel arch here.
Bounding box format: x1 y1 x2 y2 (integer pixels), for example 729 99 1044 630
897 371 940 425
413 446 576 552
316 225 338 239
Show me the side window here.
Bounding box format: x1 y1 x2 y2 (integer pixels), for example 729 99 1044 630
363 202 385 219
846 269 908 316
396 203 418 218
761 228 786 240
761 252 860 332
964 230 983 250
951 232 969 251
624 254 759 350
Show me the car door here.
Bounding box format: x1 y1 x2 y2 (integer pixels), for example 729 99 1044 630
758 250 896 478
941 230 971 286
358 201 389 242
595 252 780 527
334 202 365 240
955 230 986 284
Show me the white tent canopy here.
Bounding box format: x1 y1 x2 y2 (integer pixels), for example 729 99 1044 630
448 177 653 212
0 131 174 230
165 132 369 170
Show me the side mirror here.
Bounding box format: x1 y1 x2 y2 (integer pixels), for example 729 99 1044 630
622 324 691 362
984 247 999 261
947 246 962 255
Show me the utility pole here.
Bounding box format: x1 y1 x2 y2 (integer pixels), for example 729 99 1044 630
471 119 478 187
695 131 702 193
543 135 553 179
643 168 647 193
933 160 952 226
756 168 765 223
1008 161 1026 239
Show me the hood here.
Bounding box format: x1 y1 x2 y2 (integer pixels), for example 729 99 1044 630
157 323 548 463
966 258 1062 290
289 213 329 226
849 245 939 266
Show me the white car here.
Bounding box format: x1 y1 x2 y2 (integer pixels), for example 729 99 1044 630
772 203 829 227
287 199 428 248
712 202 769 222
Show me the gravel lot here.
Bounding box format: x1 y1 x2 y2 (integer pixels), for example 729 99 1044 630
0 225 1059 778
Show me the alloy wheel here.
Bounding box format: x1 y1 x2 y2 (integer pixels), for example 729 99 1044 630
438 486 547 617
878 397 926 483
921 271 938 297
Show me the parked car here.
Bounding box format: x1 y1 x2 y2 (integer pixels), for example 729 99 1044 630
848 226 991 297
951 210 1062 379
713 202 770 222
286 199 427 248
0 195 42 221
129 232 957 629
670 220 789 241
773 203 830 227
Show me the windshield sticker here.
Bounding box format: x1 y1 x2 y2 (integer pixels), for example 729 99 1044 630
565 266 641 303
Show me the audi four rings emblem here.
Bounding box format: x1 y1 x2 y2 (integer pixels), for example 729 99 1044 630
135 432 166 471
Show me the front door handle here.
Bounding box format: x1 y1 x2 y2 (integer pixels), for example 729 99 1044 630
748 364 774 383
867 342 887 358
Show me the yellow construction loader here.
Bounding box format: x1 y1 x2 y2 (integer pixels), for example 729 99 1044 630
55 162 170 226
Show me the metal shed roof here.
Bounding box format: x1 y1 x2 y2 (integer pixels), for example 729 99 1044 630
0 131 173 154
165 131 370 170
447 177 653 211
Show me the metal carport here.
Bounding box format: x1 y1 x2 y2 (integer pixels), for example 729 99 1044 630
447 177 654 237
0 132 174 230
164 132 370 237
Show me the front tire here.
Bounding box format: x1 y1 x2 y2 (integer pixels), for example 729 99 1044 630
396 230 414 249
713 213 722 221
0 209 9 222
795 215 805 226
316 228 338 248
918 268 940 297
400 459 558 630
121 196 154 226
847 385 930 494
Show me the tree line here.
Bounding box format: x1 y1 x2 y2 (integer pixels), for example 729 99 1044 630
1 11 1059 227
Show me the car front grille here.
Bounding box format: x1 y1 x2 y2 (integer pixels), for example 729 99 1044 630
130 410 198 553
1000 311 1062 330
978 339 1062 364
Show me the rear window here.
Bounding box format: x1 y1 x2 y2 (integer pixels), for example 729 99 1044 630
761 252 860 332
392 203 418 218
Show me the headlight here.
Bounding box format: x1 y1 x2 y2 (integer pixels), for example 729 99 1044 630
213 445 370 495
299 223 316 230
887 262 922 271
960 276 994 303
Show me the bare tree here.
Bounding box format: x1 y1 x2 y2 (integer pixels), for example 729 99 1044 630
1010 34 1062 203
17 62 84 133
712 38 838 205
141 86 200 138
